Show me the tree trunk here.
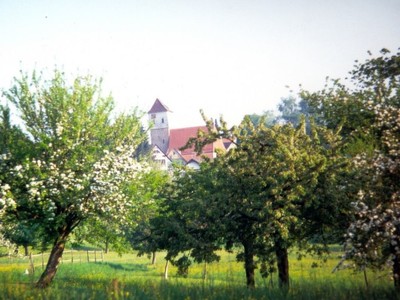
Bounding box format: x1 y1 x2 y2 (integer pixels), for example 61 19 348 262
203 262 207 280
392 230 400 291
36 229 70 288
151 251 157 265
363 268 369 288
275 243 289 288
105 240 109 254
164 259 169 280
243 239 256 288
393 250 400 290
24 245 29 257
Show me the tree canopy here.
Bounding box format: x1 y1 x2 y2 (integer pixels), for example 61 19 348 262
301 48 400 289
159 112 350 288
0 70 149 287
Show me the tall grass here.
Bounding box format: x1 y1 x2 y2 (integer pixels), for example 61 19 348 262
0 250 398 299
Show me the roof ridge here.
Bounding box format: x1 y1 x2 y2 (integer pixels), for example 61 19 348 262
170 125 207 130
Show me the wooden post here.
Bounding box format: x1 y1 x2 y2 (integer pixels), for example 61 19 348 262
87 250 89 263
95 250 97 263
71 250 74 263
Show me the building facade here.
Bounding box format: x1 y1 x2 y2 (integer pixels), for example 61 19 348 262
148 99 230 169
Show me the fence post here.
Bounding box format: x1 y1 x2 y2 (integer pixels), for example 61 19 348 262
94 250 97 263
71 250 74 264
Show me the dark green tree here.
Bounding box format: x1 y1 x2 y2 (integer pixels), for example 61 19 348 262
179 114 349 288
126 168 170 264
131 164 223 279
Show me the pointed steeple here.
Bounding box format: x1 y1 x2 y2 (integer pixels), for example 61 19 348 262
148 99 171 154
148 98 171 113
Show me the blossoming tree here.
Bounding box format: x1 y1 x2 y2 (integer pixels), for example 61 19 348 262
0 105 41 254
301 49 400 288
0 70 148 288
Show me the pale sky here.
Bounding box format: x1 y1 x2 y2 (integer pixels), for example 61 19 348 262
1 0 399 128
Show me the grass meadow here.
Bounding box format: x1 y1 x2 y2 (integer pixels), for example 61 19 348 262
0 248 398 299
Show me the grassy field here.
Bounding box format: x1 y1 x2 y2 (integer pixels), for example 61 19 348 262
0 249 398 299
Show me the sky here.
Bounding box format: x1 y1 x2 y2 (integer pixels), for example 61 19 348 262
0 0 399 129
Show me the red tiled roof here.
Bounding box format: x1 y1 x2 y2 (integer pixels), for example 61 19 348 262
169 126 208 153
168 126 226 162
148 99 171 113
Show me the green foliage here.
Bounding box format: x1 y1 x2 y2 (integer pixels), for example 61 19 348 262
246 110 276 127
0 69 149 286
169 112 351 288
0 105 33 160
74 217 130 254
277 96 300 125
126 169 170 256
1 222 46 255
0 105 41 251
175 255 191 277
301 48 400 288
277 96 312 127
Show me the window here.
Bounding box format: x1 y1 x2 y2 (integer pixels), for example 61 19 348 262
151 114 156 119
162 118 164 123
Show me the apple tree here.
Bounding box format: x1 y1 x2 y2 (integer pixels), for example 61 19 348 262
0 70 149 287
301 49 400 288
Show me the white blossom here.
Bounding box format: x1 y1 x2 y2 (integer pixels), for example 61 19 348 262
56 123 64 136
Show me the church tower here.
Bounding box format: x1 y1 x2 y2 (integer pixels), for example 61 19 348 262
148 99 171 153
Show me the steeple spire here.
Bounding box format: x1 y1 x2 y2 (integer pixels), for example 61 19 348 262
148 99 171 153
148 98 171 113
